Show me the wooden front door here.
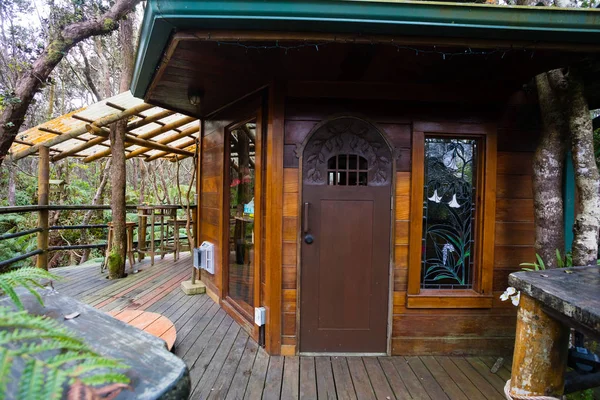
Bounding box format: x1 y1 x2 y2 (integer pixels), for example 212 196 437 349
299 117 392 353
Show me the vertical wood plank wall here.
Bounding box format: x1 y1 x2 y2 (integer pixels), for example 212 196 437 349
196 91 538 356
199 121 227 298
280 96 538 355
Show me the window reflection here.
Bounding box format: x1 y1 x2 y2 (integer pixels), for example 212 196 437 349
227 123 256 315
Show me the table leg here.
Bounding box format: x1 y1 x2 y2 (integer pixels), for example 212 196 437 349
139 214 147 261
509 293 569 398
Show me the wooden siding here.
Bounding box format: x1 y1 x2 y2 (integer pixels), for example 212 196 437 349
282 96 538 355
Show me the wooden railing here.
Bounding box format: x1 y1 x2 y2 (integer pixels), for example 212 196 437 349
0 205 139 269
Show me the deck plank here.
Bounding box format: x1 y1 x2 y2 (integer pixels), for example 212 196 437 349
281 356 300 399
391 357 431 400
406 357 450 400
263 356 285 400
299 357 317 400
420 356 468 400
188 316 236 395
243 347 270 400
466 357 507 395
347 357 376 400
451 358 505 400
331 357 357 400
378 357 413 400
315 357 337 400
52 254 510 400
226 337 259 400
435 357 488 400
363 357 396 400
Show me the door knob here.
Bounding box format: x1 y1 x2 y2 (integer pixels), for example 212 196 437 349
304 234 314 244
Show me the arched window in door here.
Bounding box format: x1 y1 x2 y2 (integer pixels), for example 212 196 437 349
327 154 369 186
302 117 393 187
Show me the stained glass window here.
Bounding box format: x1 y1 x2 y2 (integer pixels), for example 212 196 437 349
421 138 478 289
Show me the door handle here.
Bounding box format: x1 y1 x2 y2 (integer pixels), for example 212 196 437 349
303 202 310 234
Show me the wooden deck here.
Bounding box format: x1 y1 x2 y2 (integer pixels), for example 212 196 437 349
53 253 511 400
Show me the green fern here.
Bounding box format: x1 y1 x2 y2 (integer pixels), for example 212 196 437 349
0 268 62 310
0 307 130 399
0 269 130 399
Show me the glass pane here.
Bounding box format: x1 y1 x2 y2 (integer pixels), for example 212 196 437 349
227 123 256 313
338 171 347 185
328 171 336 185
349 154 357 170
421 138 477 290
359 172 368 186
349 171 357 186
359 156 368 170
339 154 347 170
328 156 337 169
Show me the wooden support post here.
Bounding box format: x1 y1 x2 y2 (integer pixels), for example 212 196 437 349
36 146 50 270
510 293 570 398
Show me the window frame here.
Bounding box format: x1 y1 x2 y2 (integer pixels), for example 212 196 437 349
407 122 497 309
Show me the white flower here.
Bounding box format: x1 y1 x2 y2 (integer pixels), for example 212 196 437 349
442 243 455 265
428 189 442 203
448 194 461 208
511 292 521 306
500 287 517 302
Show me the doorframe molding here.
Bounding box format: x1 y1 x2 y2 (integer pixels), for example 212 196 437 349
295 113 397 355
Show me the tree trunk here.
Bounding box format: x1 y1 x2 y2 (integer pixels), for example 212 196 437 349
568 70 600 266
0 0 141 166
533 71 568 268
106 10 136 278
108 121 127 279
7 161 15 206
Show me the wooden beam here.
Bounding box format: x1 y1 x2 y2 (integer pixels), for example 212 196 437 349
178 30 600 52
83 125 194 161
146 138 197 162
36 146 49 270
127 124 199 159
12 103 154 161
51 107 172 162
83 115 197 162
264 82 285 355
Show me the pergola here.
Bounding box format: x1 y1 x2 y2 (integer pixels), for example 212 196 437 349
8 90 199 163
3 91 199 272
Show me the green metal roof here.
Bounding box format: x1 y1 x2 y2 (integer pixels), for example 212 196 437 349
131 0 600 98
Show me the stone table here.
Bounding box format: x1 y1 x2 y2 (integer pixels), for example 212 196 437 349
507 266 600 398
2 288 190 400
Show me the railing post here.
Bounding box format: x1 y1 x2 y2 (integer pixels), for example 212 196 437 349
37 146 49 270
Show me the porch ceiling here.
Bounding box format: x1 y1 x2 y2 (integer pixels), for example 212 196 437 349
9 91 199 163
141 33 598 117
132 0 600 106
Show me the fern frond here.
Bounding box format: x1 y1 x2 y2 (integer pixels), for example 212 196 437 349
66 358 129 376
0 268 62 309
0 348 13 399
0 280 22 309
18 359 45 400
79 372 130 386
0 329 85 347
42 369 69 400
14 340 91 356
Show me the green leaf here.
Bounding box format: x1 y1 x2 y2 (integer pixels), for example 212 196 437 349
18 359 45 400
535 253 545 270
79 372 130 386
0 348 13 398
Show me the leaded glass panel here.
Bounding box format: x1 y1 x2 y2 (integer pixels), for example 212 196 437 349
421 138 478 289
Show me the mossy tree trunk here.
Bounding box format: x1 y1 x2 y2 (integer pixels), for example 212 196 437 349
0 0 141 166
108 120 127 279
533 70 568 268
567 70 600 266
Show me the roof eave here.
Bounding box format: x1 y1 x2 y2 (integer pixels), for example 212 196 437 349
131 0 600 98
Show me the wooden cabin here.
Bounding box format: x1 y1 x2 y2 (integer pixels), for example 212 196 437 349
131 0 600 356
